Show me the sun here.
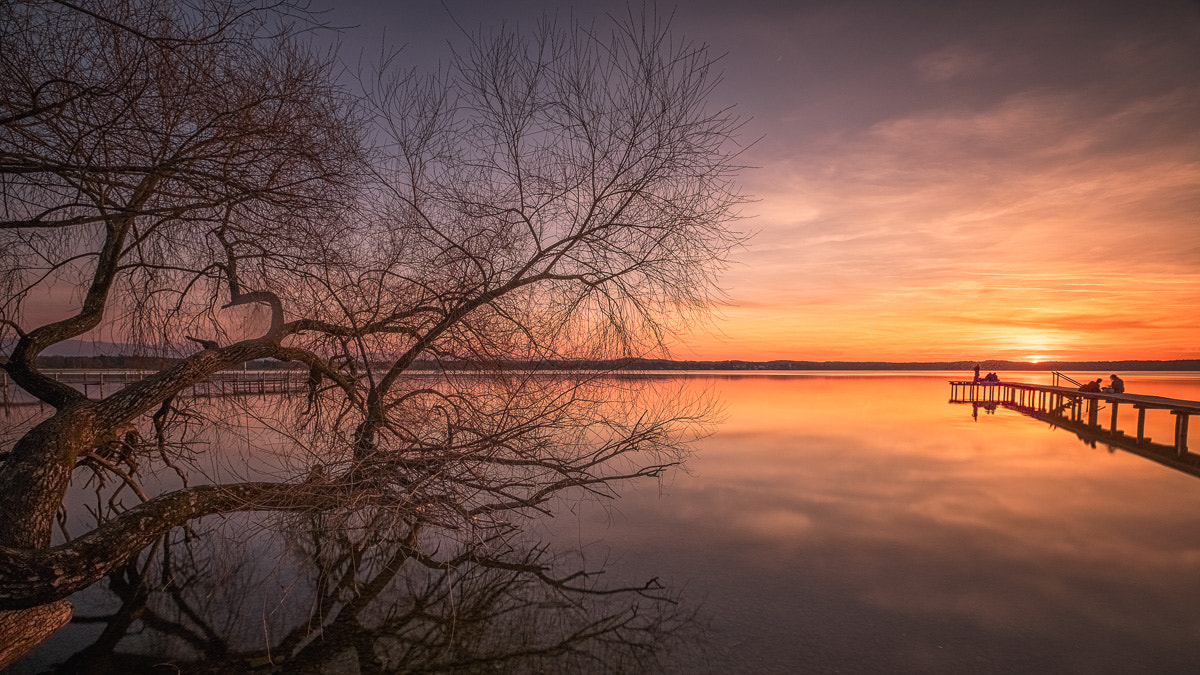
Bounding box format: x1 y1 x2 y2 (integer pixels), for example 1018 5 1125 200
1024 354 1055 363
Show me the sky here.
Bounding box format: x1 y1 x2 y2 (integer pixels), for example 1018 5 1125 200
320 0 1200 363
22 0 1196 363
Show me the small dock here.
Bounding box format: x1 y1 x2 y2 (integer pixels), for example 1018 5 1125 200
949 379 1197 454
1 370 310 410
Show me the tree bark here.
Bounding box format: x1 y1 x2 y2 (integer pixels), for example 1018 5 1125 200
0 481 363 611
0 600 72 670
0 404 99 548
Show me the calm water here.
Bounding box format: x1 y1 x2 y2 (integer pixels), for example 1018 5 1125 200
540 372 1200 674
13 371 1200 673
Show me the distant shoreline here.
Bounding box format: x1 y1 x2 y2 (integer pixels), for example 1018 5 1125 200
24 340 1198 372
542 358 1200 372
31 354 1200 372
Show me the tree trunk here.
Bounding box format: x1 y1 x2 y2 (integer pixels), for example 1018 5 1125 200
0 600 72 670
0 404 97 549
0 477 356 667
0 482 359 611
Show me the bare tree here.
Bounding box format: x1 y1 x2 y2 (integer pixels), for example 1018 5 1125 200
0 0 743 666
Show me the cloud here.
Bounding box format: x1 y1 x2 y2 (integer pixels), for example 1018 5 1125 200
351 0 1200 361
697 83 1200 358
752 84 1200 268
912 45 991 83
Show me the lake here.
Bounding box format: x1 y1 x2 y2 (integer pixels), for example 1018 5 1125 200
12 371 1200 673
538 371 1200 674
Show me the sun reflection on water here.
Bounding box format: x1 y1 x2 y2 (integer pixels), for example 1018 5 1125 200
550 372 1200 673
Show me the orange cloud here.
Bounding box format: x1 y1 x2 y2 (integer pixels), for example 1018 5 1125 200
678 85 1200 361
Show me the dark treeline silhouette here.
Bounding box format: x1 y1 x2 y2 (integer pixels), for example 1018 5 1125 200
559 358 1200 372
34 355 180 371
33 355 297 371
30 356 1200 372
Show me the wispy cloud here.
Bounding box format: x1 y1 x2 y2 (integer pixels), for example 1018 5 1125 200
699 77 1200 359
913 45 993 83
337 0 1200 362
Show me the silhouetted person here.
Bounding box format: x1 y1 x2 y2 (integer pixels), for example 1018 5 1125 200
1109 374 1124 394
1079 378 1102 393
983 372 999 383
973 364 980 383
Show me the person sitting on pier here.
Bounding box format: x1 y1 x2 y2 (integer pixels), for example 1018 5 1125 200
1108 373 1125 394
983 372 999 383
1079 378 1103 393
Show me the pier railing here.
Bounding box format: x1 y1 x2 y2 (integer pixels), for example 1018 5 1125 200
1051 371 1083 388
0 369 311 409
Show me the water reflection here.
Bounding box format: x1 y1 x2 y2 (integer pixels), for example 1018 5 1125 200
16 372 1200 673
26 518 699 674
10 372 712 674
951 379 1200 480
547 372 1200 674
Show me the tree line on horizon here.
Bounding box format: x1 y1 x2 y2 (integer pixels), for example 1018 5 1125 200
28 354 1200 372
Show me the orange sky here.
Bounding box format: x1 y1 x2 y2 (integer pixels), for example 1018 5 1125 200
22 1 1199 364
672 69 1200 361
332 0 1200 363
664 1 1200 362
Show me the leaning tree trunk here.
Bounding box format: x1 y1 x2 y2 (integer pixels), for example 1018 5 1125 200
0 404 100 548
0 457 360 668
0 404 100 669
0 341 286 666
0 600 73 669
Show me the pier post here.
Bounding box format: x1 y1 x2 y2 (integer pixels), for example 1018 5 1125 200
1109 402 1119 433
1173 412 1190 454
1087 398 1098 427
1136 406 1147 442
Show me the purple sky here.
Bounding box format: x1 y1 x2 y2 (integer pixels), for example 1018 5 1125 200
323 0 1200 361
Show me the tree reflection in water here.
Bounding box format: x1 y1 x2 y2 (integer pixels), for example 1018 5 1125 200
49 516 699 673
6 372 715 673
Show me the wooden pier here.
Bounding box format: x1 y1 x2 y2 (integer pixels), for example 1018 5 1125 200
1 370 309 409
949 380 1197 454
